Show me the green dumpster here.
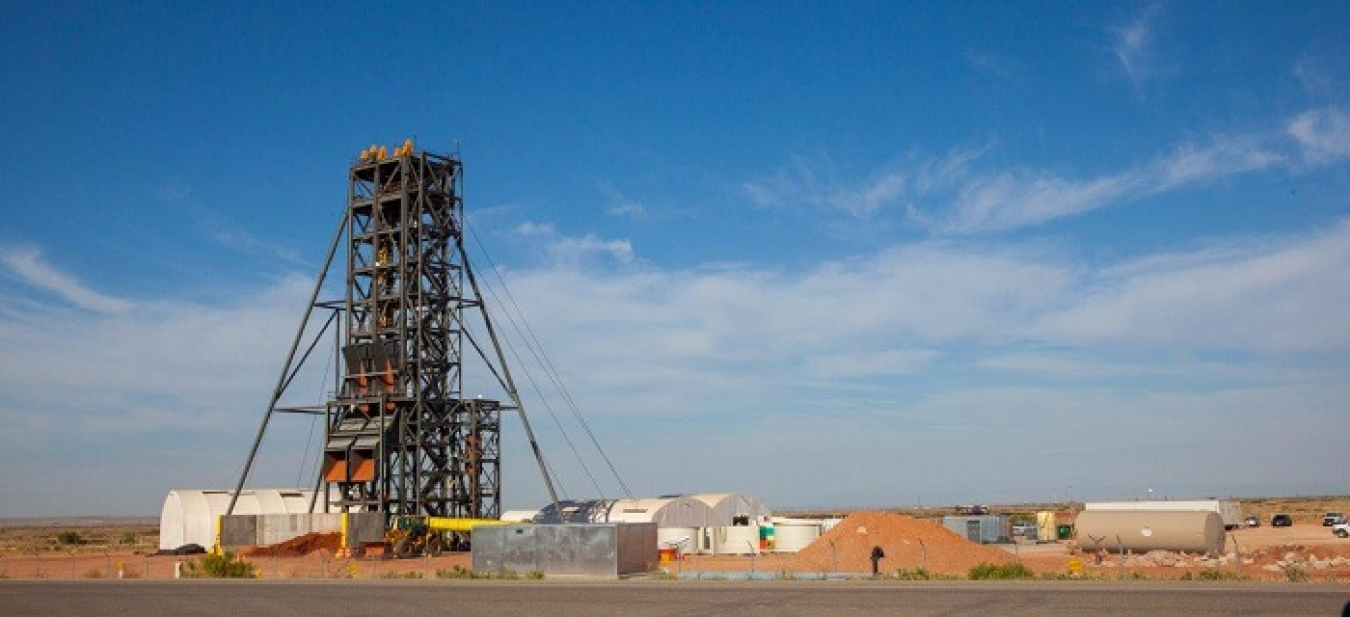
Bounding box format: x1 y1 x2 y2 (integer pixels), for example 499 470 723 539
1056 524 1072 540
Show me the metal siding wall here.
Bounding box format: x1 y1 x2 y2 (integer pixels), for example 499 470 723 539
471 526 508 572
617 523 658 575
471 523 656 578
538 525 617 577
219 516 258 548
346 512 386 546
501 526 538 573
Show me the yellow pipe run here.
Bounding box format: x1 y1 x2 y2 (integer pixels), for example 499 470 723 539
425 517 515 533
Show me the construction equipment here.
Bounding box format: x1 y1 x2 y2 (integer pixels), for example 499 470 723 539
383 515 513 558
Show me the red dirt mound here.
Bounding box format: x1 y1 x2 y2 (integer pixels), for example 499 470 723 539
242 532 342 557
787 511 1013 575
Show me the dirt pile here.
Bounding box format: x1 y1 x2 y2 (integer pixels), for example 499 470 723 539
242 532 342 557
786 511 1013 575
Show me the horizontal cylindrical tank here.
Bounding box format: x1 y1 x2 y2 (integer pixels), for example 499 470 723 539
772 522 821 553
1074 510 1225 555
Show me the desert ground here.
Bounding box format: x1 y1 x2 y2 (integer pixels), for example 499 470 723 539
2 495 1347 582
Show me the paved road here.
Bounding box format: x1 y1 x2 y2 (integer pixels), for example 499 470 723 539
2 580 1348 616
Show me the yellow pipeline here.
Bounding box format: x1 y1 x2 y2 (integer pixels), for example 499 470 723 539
425 517 515 533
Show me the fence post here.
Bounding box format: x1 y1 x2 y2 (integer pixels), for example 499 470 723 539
1116 536 1125 579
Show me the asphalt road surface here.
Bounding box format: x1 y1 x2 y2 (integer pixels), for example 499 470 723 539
2 580 1349 616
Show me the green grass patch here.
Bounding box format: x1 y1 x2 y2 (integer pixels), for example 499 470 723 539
968 562 1036 580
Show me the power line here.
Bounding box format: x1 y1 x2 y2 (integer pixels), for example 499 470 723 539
466 222 636 502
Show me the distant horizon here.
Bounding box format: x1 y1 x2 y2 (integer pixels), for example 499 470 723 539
7 491 1348 525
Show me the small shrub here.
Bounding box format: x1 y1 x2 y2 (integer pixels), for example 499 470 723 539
187 551 256 578
1182 569 1243 581
121 532 138 546
436 565 477 579
525 570 545 580
378 570 423 579
968 562 1036 580
894 568 932 580
56 532 84 546
1283 564 1310 583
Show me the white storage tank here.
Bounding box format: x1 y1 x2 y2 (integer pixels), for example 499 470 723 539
710 525 761 555
1074 510 1225 555
1035 511 1057 543
772 522 821 553
159 489 316 551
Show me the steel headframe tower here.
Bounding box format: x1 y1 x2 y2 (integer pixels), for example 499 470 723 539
321 143 508 518
229 141 560 523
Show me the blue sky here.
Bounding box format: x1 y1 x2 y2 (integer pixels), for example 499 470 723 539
2 1 1349 516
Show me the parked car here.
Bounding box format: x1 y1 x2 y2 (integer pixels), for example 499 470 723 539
1272 514 1293 527
1334 522 1349 539
1322 512 1346 526
1244 516 1260 527
1012 522 1037 537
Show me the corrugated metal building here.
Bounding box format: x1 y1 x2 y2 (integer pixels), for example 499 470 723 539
159 489 317 551
533 493 770 528
942 515 1009 544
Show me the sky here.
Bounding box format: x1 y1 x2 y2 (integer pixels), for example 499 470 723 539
2 1 1349 517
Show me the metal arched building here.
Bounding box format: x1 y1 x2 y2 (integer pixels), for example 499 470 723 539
159 490 316 551
533 493 771 528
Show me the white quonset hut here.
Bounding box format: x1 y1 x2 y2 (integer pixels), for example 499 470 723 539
607 496 715 527
533 493 771 527
530 493 774 555
688 493 772 527
159 489 317 551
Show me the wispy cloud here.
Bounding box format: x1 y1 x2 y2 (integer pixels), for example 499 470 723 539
1037 219 1350 353
0 244 134 313
1111 3 1164 95
599 184 646 217
965 49 1015 82
208 225 310 268
552 234 634 265
742 152 906 218
1150 136 1284 189
156 179 310 268
1287 107 1350 165
751 105 1350 235
504 218 1350 417
511 223 634 266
